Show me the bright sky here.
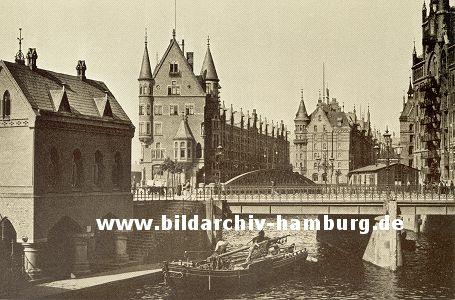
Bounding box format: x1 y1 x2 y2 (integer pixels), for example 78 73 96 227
0 0 428 162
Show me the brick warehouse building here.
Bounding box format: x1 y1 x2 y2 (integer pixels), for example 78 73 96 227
0 42 134 281
292 88 376 185
400 0 455 184
139 31 290 187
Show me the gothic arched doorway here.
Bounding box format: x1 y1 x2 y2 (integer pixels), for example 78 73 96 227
46 216 82 279
0 217 20 293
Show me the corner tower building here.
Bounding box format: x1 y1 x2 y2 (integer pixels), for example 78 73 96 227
138 32 290 187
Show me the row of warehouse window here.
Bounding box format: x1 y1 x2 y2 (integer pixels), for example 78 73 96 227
139 104 195 116
143 142 203 161
140 81 182 96
139 122 162 135
47 148 123 189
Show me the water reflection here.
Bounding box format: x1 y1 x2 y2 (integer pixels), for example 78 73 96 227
122 216 454 299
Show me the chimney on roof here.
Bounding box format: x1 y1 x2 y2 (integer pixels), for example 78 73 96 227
186 52 194 71
76 60 87 80
26 48 38 71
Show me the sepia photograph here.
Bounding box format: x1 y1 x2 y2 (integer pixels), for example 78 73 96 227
0 0 454 299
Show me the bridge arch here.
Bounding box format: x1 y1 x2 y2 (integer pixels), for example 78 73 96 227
223 169 315 187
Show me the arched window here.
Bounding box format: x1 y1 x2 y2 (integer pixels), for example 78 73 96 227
72 150 83 188
93 151 104 186
48 147 59 187
409 124 414 131
112 152 122 187
180 141 186 159
312 173 318 182
2 91 11 118
314 125 317 132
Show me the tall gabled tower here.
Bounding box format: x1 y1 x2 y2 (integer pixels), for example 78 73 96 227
201 37 220 100
138 30 154 146
293 90 310 175
201 37 222 182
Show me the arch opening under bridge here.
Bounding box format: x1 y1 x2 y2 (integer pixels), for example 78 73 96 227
223 168 315 187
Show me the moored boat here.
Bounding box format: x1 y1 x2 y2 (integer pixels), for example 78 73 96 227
162 236 309 292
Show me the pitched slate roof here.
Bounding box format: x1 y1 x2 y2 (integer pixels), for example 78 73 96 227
2 61 131 122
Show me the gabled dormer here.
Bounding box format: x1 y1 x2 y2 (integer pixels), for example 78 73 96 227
94 93 113 118
49 86 71 113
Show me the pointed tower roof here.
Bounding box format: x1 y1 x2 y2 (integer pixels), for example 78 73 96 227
174 115 195 140
139 29 153 80
407 77 414 95
200 36 219 81
295 90 309 122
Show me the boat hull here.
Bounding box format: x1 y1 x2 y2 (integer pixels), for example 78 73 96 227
163 249 308 292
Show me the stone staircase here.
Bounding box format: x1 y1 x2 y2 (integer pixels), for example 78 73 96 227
128 201 209 263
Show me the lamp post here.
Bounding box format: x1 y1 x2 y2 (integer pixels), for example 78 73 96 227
316 155 334 188
394 143 403 186
374 144 380 166
215 145 224 196
383 126 392 197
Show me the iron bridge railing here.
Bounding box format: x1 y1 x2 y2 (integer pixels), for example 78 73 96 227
132 184 455 203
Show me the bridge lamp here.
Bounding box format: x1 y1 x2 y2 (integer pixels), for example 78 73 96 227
374 144 380 166
216 145 224 172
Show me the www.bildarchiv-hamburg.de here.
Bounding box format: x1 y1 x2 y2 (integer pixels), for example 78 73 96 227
96 215 404 235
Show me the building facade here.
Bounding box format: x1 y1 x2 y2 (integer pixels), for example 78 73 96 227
0 44 134 280
348 163 419 186
138 32 290 187
292 90 375 184
400 0 455 184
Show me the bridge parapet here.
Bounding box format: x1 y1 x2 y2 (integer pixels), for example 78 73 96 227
132 184 455 203
220 185 455 202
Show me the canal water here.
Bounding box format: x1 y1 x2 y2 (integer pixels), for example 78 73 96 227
120 216 454 299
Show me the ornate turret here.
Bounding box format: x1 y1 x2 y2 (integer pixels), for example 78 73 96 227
294 90 310 123
138 29 154 145
201 36 219 99
422 1 427 21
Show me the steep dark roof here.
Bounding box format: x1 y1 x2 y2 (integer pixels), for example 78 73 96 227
325 109 350 127
139 44 153 80
294 100 309 121
2 61 131 122
400 100 413 119
200 46 219 81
